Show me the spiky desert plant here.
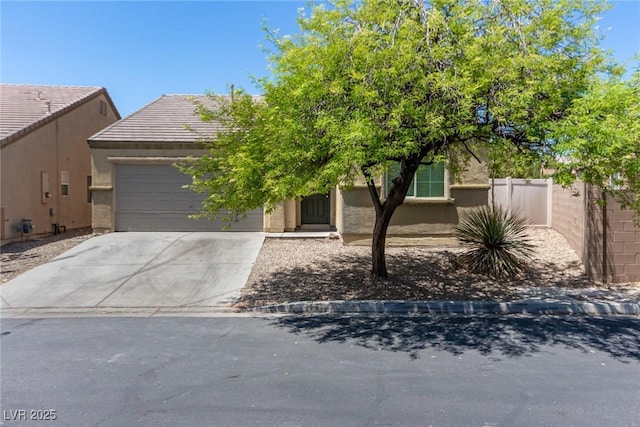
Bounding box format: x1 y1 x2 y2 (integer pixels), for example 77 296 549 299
456 206 534 279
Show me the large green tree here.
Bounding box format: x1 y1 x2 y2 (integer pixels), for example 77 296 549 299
551 72 640 218
183 0 622 278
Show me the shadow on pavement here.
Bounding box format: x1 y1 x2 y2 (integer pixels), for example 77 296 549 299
274 314 640 362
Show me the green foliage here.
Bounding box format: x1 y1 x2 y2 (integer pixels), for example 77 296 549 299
550 72 640 220
182 0 615 226
176 0 640 286
488 143 545 179
456 206 534 279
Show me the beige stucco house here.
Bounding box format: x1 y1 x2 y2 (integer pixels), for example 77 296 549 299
88 95 263 233
88 94 489 238
0 84 120 242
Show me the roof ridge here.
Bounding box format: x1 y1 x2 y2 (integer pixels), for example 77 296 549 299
161 93 233 97
163 93 204 97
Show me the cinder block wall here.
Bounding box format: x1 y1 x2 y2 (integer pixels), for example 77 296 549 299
552 182 640 283
583 186 608 282
551 183 586 261
599 193 640 282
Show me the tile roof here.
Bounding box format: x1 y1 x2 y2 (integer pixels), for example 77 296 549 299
89 94 227 143
0 84 119 144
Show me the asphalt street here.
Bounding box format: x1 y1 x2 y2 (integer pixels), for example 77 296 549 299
1 315 639 426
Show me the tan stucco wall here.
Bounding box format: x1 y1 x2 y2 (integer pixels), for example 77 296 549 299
263 202 286 233
337 159 489 241
455 155 488 185
1 94 118 240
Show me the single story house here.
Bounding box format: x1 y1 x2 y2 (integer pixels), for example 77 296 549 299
88 94 489 239
0 84 120 242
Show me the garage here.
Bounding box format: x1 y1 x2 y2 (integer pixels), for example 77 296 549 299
115 164 263 232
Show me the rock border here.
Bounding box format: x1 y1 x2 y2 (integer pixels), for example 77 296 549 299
253 300 640 316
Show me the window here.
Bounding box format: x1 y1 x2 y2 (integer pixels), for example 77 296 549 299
61 171 69 196
99 100 107 116
87 175 92 203
385 162 446 198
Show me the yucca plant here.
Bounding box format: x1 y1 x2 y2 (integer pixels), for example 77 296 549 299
456 206 534 279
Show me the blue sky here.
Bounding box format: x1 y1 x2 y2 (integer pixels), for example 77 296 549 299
2 1 639 118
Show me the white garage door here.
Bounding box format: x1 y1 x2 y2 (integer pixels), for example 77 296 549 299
115 164 263 232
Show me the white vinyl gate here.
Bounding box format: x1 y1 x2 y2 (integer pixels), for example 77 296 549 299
115 164 263 232
490 178 552 226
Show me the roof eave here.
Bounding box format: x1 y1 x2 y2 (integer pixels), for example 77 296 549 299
87 140 209 149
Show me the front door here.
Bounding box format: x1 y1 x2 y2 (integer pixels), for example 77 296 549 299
301 194 330 224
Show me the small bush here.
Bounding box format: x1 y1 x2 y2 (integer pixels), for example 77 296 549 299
456 206 534 279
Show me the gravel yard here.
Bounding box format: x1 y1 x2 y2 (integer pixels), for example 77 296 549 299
236 227 640 309
1 229 94 283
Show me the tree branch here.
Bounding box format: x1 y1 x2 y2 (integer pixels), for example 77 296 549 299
362 165 383 216
462 140 482 163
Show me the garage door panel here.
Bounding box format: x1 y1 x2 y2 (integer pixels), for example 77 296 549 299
116 213 209 232
115 164 263 231
117 211 262 232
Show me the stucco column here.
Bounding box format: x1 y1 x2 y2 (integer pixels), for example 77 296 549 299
265 202 286 233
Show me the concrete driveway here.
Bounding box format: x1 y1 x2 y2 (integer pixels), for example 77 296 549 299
0 232 265 315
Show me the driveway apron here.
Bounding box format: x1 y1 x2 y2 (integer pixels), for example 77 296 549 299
0 232 265 310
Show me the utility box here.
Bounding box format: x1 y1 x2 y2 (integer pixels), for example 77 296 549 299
21 219 33 234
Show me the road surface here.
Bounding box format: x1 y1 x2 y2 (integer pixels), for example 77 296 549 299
1 315 639 426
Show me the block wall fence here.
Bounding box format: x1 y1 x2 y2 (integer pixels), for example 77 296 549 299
551 182 639 283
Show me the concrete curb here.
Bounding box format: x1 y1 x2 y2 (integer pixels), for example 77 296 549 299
3 301 638 318
253 300 640 316
0 306 246 319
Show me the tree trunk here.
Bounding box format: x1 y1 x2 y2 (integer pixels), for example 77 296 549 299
364 168 413 279
362 153 425 278
371 208 395 278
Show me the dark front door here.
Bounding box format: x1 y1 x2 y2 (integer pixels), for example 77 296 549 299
301 194 330 224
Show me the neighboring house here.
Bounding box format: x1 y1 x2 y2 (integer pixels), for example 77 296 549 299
88 94 489 237
0 84 120 242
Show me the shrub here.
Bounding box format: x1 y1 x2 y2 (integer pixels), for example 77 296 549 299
456 206 534 279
